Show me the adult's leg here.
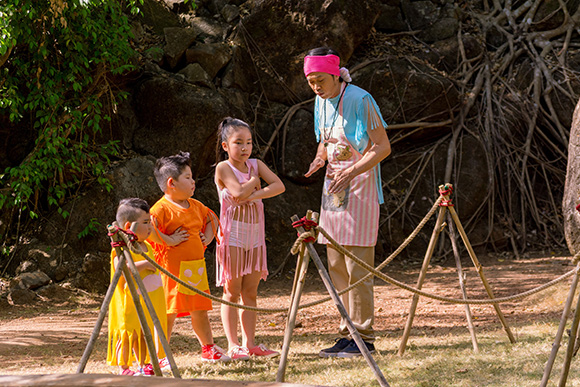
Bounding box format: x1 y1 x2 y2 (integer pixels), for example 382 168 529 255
327 244 349 335
338 245 375 343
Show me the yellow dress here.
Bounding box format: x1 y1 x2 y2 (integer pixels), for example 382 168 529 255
107 241 167 366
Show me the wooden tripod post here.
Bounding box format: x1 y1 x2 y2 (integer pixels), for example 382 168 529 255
398 184 515 356
287 214 391 387
276 211 315 383
447 212 479 352
540 262 580 387
77 225 180 378
77 252 126 373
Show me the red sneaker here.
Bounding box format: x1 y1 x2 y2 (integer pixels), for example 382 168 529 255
139 363 155 376
248 344 280 358
120 368 139 376
158 357 172 373
202 344 231 362
228 345 250 361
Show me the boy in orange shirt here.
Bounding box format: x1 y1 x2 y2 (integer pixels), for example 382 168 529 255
148 151 230 362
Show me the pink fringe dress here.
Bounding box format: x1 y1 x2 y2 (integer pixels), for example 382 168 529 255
215 159 268 286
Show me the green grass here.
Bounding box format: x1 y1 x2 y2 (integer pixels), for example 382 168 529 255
32 321 576 386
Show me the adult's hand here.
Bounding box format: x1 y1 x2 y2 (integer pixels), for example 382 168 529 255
305 157 325 178
327 167 354 194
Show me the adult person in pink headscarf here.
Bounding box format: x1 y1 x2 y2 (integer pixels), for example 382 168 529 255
304 47 391 358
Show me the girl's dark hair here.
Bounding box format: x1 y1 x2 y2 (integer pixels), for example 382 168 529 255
215 117 252 163
306 47 345 83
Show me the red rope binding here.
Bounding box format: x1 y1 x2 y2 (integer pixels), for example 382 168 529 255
292 217 318 243
438 184 454 207
108 225 138 248
576 203 580 214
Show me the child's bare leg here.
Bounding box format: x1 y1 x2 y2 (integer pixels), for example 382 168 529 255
222 275 243 349
166 313 177 341
119 336 131 372
240 270 261 349
190 310 213 346
136 333 147 367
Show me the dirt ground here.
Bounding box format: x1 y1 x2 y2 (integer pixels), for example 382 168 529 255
0 252 576 375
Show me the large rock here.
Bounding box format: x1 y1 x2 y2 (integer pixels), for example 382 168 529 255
163 27 199 69
37 156 160 258
380 134 492 256
185 42 232 78
276 107 319 185
8 243 74 282
235 0 382 103
139 0 183 35
132 75 231 178
353 56 460 144
11 271 51 290
563 98 580 254
401 1 459 43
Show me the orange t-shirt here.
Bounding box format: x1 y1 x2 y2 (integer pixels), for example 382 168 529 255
149 196 212 316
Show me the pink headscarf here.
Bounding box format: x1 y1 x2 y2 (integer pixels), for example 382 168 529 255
303 54 340 77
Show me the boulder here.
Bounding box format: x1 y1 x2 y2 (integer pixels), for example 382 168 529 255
401 1 459 42
7 288 36 305
532 0 578 32
375 4 407 32
9 243 73 283
185 43 232 78
353 56 459 144
188 16 229 44
37 156 160 257
15 260 38 275
275 107 320 185
235 0 382 102
139 0 182 35
72 252 111 293
132 75 231 178
563 98 580 254
221 4 240 23
423 34 483 74
178 63 215 88
163 27 199 69
36 283 73 301
221 45 258 92
12 271 51 290
380 134 491 256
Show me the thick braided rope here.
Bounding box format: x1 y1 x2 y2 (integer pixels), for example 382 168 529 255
318 225 580 305
290 195 444 304
110 226 288 313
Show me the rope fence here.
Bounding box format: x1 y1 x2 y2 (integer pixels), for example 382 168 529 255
110 191 579 312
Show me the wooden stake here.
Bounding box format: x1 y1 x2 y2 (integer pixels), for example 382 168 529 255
76 253 126 373
276 211 315 382
558 283 580 387
398 206 447 356
540 264 579 387
448 206 516 343
121 246 181 378
447 212 479 352
290 214 391 387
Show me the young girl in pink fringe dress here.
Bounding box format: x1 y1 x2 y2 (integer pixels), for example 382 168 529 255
214 117 285 360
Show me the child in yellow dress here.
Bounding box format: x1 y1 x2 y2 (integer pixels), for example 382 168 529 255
107 198 168 376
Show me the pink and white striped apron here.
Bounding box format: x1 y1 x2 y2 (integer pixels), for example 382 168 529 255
318 100 379 247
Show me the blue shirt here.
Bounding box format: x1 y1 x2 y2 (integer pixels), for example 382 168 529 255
314 83 388 204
